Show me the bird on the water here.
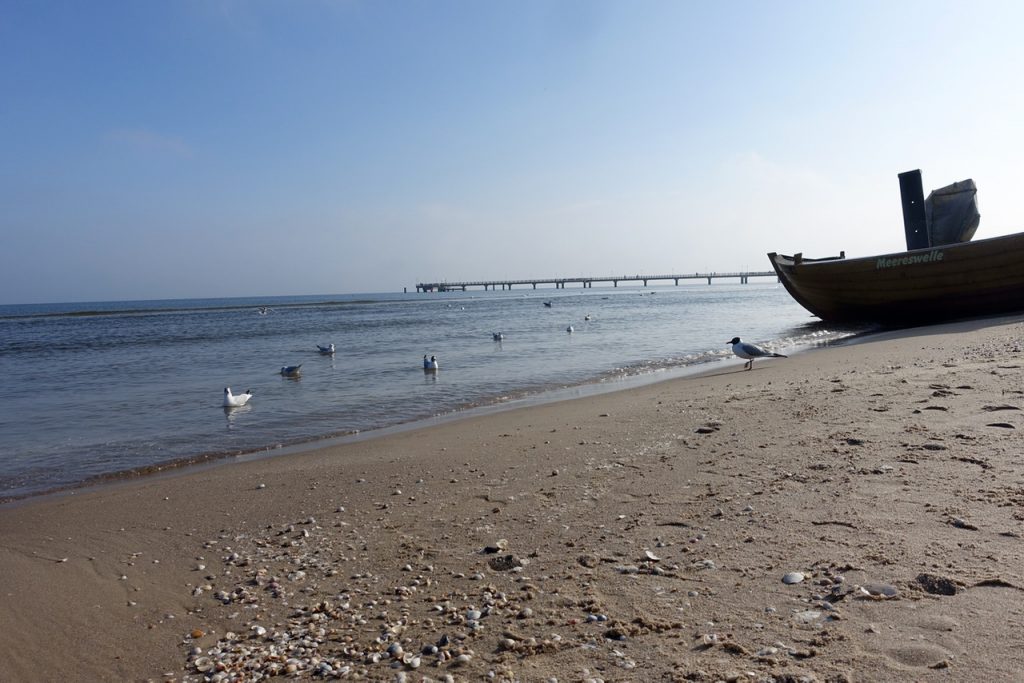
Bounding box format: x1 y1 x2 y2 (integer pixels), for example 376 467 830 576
280 365 302 377
727 337 787 371
317 343 335 355
223 387 253 407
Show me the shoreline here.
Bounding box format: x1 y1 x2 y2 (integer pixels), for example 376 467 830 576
2 314 1023 681
0 356 750 507
1 329 845 508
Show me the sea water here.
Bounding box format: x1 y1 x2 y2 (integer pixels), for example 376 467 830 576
0 284 861 499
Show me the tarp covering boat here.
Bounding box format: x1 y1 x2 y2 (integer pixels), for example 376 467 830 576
925 179 980 246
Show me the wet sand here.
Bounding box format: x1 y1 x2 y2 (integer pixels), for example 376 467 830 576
2 316 1023 682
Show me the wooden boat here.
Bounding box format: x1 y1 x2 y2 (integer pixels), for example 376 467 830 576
769 170 1024 325
769 232 1024 324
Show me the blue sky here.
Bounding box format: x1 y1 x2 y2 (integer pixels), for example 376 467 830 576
2 0 1023 303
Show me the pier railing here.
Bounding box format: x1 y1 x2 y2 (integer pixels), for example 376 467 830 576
415 271 776 292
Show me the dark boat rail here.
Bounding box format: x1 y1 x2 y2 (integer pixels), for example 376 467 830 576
784 252 846 265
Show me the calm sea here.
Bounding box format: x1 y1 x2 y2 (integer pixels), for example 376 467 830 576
0 284 860 500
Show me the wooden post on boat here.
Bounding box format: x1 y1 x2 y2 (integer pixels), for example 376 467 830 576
899 169 929 250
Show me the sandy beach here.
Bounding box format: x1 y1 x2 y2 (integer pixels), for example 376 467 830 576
2 316 1024 683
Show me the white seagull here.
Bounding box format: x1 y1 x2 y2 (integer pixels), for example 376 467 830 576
317 343 335 355
727 337 787 371
223 387 253 407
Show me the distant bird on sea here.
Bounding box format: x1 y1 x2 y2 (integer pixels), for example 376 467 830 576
223 387 253 408
317 343 335 355
543 301 552 308
492 332 504 341
281 365 302 377
423 355 439 371
257 306 271 315
566 325 574 333
727 337 787 371
584 314 592 321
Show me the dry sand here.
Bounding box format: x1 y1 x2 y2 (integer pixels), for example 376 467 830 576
2 316 1024 683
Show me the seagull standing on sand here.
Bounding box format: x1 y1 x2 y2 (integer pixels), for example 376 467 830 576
223 387 253 407
727 337 787 371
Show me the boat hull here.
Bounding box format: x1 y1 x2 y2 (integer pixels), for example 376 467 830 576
768 231 1024 324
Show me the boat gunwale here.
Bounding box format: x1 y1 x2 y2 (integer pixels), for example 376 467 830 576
769 230 1024 269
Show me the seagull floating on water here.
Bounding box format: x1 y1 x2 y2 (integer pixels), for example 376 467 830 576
566 325 574 333
317 343 335 355
727 337 787 371
423 355 439 371
492 332 504 341
281 365 302 377
223 387 253 407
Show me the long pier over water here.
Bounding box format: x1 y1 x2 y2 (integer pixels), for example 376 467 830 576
416 271 776 292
